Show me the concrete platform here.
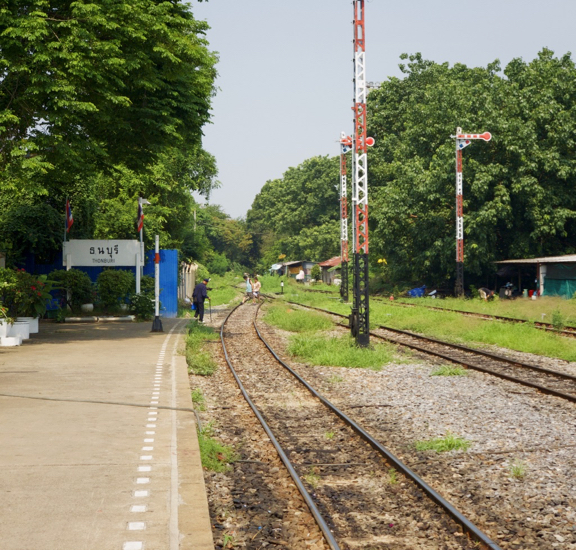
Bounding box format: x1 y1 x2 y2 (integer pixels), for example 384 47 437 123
0 319 214 550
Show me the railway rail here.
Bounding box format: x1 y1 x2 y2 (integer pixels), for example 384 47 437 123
293 286 576 338
220 301 501 550
277 298 576 405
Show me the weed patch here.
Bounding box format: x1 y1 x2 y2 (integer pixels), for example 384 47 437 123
198 423 237 472
415 432 471 453
186 321 219 376
288 333 397 370
191 388 206 410
430 364 468 376
509 458 527 479
263 304 333 332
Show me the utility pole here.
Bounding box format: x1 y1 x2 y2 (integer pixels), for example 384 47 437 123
339 132 352 302
451 128 492 297
350 0 374 347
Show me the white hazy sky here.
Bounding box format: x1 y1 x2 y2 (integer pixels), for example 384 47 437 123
191 0 576 219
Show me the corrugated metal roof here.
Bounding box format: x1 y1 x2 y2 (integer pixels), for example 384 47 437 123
495 254 576 265
282 260 304 266
318 256 341 268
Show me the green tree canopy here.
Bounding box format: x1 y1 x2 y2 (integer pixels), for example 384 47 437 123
368 49 576 286
247 155 341 269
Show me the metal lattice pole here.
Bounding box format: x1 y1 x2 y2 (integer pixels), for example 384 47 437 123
351 0 370 347
339 132 351 302
452 127 492 297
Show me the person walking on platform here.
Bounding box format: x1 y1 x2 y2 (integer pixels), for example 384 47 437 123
192 278 210 322
242 274 252 304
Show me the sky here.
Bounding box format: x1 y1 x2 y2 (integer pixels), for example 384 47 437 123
191 0 576 219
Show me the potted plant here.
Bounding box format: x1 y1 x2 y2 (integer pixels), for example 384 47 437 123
0 300 14 339
12 270 54 333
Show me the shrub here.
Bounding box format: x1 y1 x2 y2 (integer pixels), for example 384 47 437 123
310 264 321 281
130 293 155 320
49 269 94 312
97 269 135 309
207 253 229 276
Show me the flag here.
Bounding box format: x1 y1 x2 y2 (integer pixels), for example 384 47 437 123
137 202 144 232
66 200 73 232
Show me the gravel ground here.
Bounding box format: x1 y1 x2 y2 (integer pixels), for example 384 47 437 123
190 302 576 549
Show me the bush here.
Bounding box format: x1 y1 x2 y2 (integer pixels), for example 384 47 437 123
97 269 135 309
49 269 94 312
310 264 321 281
207 253 229 276
130 293 155 320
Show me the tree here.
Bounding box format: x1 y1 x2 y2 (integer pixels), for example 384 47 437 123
367 50 576 286
0 0 218 264
247 156 341 266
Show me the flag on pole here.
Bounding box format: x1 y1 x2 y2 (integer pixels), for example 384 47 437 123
66 200 74 232
137 201 144 232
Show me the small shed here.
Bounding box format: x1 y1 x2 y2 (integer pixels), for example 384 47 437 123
495 254 576 298
283 260 316 282
318 256 341 284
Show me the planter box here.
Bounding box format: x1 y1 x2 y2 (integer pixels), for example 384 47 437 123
81 303 94 313
0 320 12 338
9 321 30 340
1 335 22 347
17 317 39 334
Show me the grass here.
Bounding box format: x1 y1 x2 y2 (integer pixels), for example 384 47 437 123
204 273 242 307
430 364 468 376
287 333 398 370
186 321 219 376
191 388 206 410
262 304 333 332
280 291 576 362
325 430 335 440
328 374 344 383
415 432 472 453
198 422 237 472
397 295 576 327
303 467 321 489
387 468 398 485
509 458 527 479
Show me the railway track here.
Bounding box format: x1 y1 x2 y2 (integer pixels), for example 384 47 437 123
278 298 576 404
220 302 501 550
293 286 576 338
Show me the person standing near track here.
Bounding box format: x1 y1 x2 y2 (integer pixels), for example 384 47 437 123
242 274 252 304
192 278 210 322
252 276 261 303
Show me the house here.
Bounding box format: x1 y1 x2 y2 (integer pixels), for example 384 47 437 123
318 256 341 284
495 254 576 298
282 260 317 282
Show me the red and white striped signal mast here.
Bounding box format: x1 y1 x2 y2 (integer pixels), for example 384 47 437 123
350 0 374 347
339 132 352 302
452 127 492 296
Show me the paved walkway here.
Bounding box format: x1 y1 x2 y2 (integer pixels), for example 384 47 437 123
0 319 214 550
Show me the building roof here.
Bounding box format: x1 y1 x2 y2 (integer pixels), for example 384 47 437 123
495 254 576 265
318 256 341 268
282 260 304 267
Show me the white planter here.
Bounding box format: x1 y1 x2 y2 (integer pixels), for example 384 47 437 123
1 335 22 347
9 321 30 340
119 304 129 312
81 303 94 313
17 317 39 334
0 320 11 338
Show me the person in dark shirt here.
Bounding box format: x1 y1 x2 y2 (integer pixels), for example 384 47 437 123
192 278 210 322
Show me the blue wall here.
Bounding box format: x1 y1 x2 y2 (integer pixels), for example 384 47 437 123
21 249 179 318
144 249 178 318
